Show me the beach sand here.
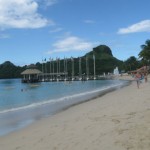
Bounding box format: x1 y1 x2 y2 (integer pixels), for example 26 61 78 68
0 77 150 150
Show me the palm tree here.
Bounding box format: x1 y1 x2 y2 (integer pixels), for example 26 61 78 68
138 40 150 64
124 56 139 71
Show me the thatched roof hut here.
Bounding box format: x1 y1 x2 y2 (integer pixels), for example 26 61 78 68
21 64 42 83
21 68 42 75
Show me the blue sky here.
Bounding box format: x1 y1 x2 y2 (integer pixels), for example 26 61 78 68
0 0 150 66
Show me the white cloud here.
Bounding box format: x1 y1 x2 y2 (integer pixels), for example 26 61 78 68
43 0 58 6
49 27 63 33
47 36 94 54
118 20 150 34
84 20 95 24
36 0 58 8
0 0 54 29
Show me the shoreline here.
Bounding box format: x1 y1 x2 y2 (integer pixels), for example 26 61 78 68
51 80 131 117
1 77 150 150
0 79 129 137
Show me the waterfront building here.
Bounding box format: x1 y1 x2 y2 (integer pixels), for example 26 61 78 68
21 64 42 83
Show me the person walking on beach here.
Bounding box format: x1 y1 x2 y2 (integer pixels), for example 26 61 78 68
144 72 148 83
134 72 141 89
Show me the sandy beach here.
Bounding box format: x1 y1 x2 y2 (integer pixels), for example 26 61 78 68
0 77 150 150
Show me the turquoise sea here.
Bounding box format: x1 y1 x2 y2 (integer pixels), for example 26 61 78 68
0 79 129 136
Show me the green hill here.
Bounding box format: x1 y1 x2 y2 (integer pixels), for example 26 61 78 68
0 61 24 79
83 45 123 74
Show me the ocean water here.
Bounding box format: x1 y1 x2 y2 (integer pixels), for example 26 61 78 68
0 79 129 136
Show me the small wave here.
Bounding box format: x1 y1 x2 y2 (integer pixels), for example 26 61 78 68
0 82 125 114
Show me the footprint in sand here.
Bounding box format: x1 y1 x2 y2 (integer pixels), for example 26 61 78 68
127 112 136 116
117 128 129 135
15 146 21 150
112 119 120 124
